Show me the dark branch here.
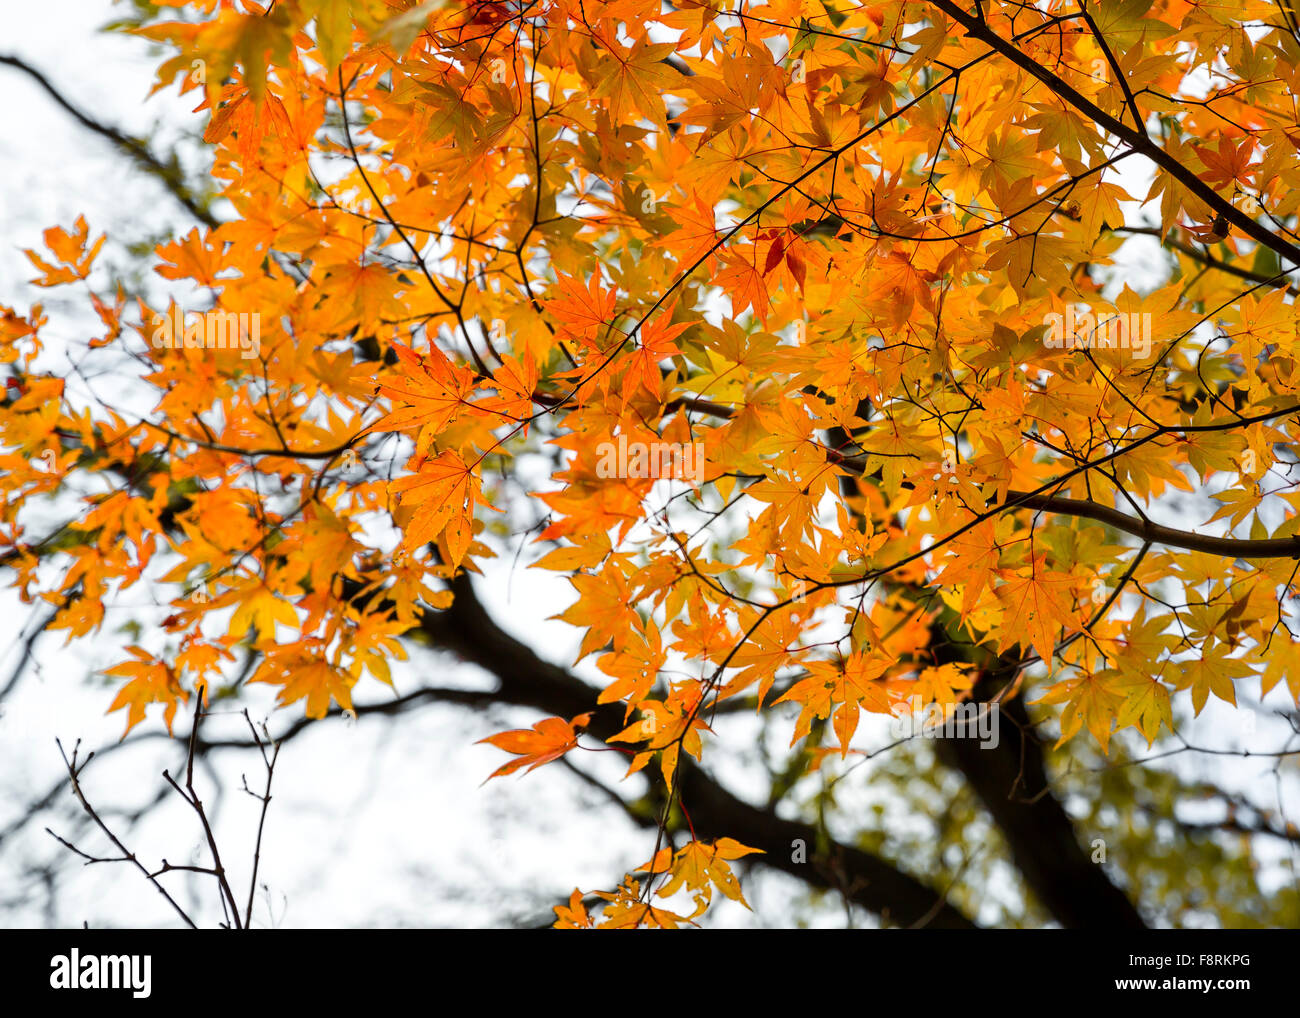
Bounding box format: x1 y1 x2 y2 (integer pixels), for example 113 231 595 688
0 54 218 229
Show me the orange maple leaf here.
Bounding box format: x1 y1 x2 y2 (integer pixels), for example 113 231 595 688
477 712 594 779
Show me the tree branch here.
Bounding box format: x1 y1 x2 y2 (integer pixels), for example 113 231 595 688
410 573 981 928
0 54 218 229
928 0 1300 265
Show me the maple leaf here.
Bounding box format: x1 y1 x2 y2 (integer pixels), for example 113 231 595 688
647 837 765 913
596 621 664 714
552 889 594 929
588 35 678 124
933 519 1004 618
994 561 1080 667
226 581 299 641
554 569 639 662
776 649 893 754
389 451 493 567
477 712 593 780
105 646 189 737
1033 670 1127 752
154 228 226 286
543 273 618 350
1113 671 1174 746
273 658 357 719
478 354 537 430
1260 637 1300 706
374 342 477 444
656 193 720 268
24 216 105 287
317 260 404 331
192 3 293 100
623 308 692 400
1170 643 1253 715
1193 135 1256 190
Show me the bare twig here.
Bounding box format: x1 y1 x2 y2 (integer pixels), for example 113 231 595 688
161 700 243 927
47 704 284 928
49 738 198 929
240 711 279 929
0 54 217 229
